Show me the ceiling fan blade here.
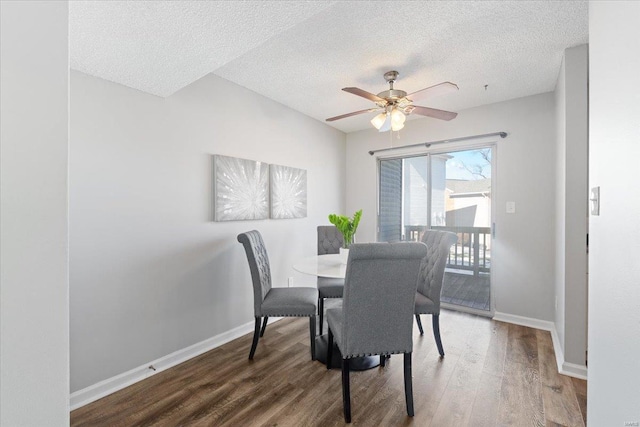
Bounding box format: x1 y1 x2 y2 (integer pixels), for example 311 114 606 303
326 108 379 122
410 105 458 121
342 87 386 103
407 82 459 102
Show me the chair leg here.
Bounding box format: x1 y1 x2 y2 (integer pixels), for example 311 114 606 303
380 354 391 368
309 315 316 361
249 317 261 360
432 314 445 357
259 316 269 337
342 358 352 423
404 352 414 417
319 297 324 335
327 327 333 369
415 314 424 335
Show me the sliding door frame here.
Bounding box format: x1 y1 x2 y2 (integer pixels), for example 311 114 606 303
376 140 498 317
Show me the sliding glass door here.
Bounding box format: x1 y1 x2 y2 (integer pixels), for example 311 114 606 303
378 147 494 314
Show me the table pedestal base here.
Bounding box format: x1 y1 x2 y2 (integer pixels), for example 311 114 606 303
314 334 380 370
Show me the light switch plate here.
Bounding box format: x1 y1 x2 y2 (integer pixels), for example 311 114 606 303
506 201 516 214
590 187 600 215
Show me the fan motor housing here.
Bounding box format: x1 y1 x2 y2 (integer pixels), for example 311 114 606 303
377 89 407 101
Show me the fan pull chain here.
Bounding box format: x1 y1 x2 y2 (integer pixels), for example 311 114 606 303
388 129 401 147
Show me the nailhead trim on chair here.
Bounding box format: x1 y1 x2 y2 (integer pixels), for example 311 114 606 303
264 314 315 317
343 349 412 359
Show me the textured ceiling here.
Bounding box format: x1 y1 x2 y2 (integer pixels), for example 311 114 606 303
70 1 588 133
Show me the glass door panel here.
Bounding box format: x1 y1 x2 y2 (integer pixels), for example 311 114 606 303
378 147 493 313
431 148 492 312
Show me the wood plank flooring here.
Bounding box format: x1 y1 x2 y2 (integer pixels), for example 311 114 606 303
71 311 586 426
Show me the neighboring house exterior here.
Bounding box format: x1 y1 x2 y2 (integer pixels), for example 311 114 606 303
445 178 491 228
401 156 491 231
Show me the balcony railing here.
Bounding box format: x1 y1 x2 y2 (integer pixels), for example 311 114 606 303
404 225 491 276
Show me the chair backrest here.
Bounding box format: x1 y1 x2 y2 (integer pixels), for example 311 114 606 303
237 230 272 316
317 225 344 255
340 242 427 358
418 229 458 309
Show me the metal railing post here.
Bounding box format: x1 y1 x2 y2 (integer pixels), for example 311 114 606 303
473 229 480 277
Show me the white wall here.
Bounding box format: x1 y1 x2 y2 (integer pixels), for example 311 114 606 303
0 1 70 425
69 71 346 392
346 93 557 321
554 45 588 370
554 52 567 353
588 2 640 424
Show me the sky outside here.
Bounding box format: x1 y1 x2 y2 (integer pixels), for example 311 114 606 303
445 148 492 180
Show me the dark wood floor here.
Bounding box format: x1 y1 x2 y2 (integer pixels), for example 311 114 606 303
71 311 587 426
442 271 491 311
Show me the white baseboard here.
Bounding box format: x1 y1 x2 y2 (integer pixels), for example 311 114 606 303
549 325 566 372
70 317 281 410
548 327 588 379
560 361 588 380
493 311 587 380
493 311 556 331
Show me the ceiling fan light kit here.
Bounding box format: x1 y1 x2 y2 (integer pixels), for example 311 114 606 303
327 70 459 132
370 105 406 132
370 112 388 130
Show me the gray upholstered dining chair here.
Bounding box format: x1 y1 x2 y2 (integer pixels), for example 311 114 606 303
326 242 428 423
317 225 344 334
414 229 458 357
237 230 318 360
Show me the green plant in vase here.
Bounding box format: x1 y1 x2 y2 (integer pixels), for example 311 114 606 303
328 209 362 249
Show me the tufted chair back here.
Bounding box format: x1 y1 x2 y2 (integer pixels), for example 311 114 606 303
417 230 458 311
340 242 427 358
237 230 272 316
317 225 344 255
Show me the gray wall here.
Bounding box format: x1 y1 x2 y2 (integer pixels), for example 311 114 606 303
346 93 557 321
554 45 588 368
0 1 70 424
69 71 346 392
588 2 640 423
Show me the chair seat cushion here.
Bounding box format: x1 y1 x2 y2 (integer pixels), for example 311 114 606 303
261 287 318 317
415 292 437 314
326 307 345 353
317 277 344 298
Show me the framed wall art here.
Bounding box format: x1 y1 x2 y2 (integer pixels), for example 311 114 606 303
269 164 307 219
213 155 269 221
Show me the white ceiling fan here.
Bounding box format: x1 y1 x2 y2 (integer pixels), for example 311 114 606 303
326 70 459 132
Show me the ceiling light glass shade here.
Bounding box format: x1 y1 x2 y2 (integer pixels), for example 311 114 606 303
391 121 405 131
391 108 406 128
378 113 392 132
371 108 405 132
370 112 388 130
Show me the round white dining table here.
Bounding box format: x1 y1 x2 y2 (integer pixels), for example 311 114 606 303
292 254 346 279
